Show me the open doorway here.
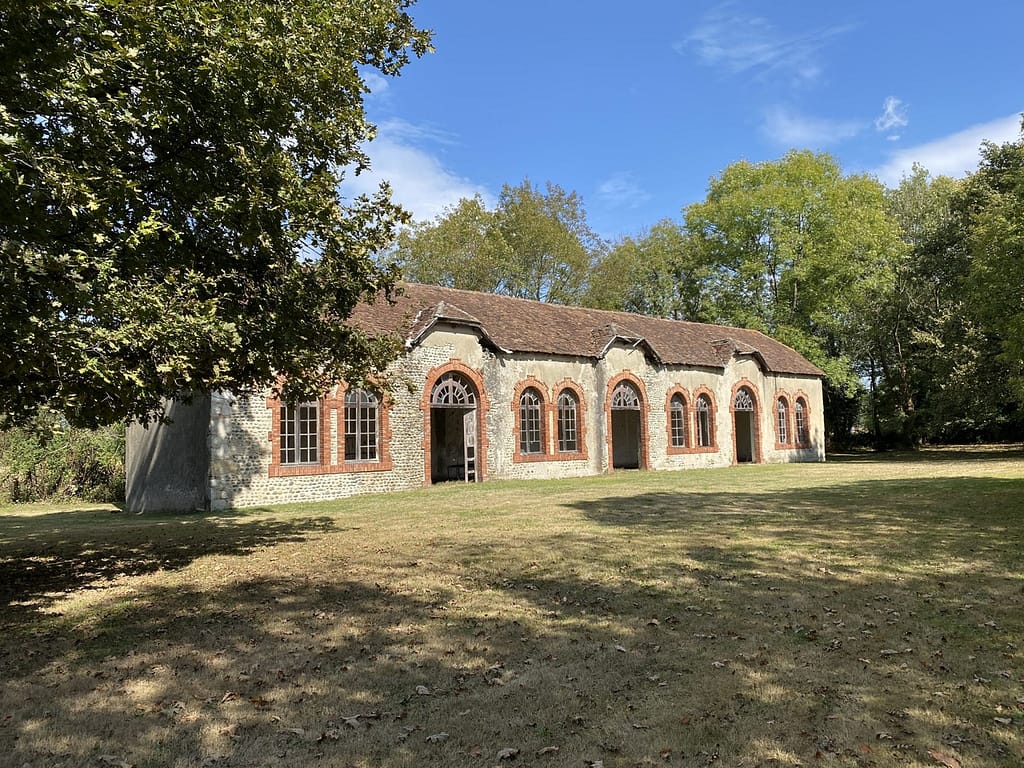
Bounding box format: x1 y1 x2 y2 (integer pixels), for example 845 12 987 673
610 380 644 469
733 386 758 463
428 372 479 483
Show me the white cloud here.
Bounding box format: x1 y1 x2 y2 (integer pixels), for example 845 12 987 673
873 112 1023 186
681 4 852 86
595 172 652 209
341 122 491 223
762 106 862 147
875 96 908 133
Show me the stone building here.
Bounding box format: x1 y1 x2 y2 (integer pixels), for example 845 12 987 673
126 283 826 512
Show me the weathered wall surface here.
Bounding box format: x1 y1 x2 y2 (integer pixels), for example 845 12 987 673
126 396 212 513
201 326 825 509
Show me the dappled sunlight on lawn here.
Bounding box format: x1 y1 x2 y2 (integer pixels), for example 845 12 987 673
1 450 1022 766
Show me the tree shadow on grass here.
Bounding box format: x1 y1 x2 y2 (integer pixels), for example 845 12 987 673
566 476 1024 567
0 508 356 623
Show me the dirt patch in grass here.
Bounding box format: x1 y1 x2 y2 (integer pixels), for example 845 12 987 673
1 448 1022 767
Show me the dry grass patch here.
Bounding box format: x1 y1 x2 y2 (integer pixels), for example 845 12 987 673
1 446 1022 767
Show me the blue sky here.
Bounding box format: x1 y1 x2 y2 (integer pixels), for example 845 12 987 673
348 1 1024 241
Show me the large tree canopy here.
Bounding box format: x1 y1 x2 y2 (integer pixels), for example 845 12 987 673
684 151 901 394
0 0 431 427
392 179 605 304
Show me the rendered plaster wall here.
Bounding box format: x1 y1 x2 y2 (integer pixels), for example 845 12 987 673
126 395 211 513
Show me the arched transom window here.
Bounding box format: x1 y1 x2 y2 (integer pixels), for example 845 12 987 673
519 387 543 454
557 390 579 453
734 387 755 411
431 372 476 407
670 394 687 448
611 381 641 410
344 389 379 462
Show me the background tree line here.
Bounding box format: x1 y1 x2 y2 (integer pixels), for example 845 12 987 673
390 137 1024 448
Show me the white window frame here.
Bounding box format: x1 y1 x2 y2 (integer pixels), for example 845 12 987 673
280 401 320 465
557 390 578 453
777 399 789 445
696 395 713 448
344 389 379 463
670 394 687 448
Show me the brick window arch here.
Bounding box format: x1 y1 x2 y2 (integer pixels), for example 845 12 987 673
553 378 588 461
665 387 690 454
690 386 717 451
774 393 792 449
519 387 544 455
794 395 810 447
511 376 551 463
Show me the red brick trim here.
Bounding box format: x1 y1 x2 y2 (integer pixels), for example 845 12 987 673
773 390 794 451
420 360 490 485
551 378 588 461
511 376 551 463
665 386 691 455
730 379 763 465
267 390 333 477
267 384 396 477
330 384 394 473
792 390 812 448
689 386 719 453
604 371 651 471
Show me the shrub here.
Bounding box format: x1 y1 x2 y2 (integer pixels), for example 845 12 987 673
0 410 125 503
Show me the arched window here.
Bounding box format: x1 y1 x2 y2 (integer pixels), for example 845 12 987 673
670 393 688 448
776 398 789 445
795 398 809 446
519 387 543 454
557 390 578 453
611 381 641 409
431 372 476 407
280 401 319 465
696 394 714 448
344 389 379 462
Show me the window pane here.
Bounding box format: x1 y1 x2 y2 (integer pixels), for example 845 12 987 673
670 395 686 448
558 392 577 453
520 389 542 454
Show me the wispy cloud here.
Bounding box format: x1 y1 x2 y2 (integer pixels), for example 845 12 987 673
873 112 1023 186
342 121 492 223
595 172 652 209
762 106 862 147
680 4 852 85
875 96 908 134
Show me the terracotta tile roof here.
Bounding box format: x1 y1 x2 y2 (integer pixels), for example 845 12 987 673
350 283 825 378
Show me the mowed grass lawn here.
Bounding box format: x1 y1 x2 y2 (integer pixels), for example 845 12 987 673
1 448 1023 768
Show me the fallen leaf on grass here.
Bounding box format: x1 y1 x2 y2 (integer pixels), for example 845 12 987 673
415 685 431 696
98 757 133 768
497 747 520 759
993 717 1012 725
536 745 559 756
425 732 449 743
927 749 962 768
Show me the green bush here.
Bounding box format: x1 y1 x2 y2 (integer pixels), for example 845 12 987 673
0 411 125 503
